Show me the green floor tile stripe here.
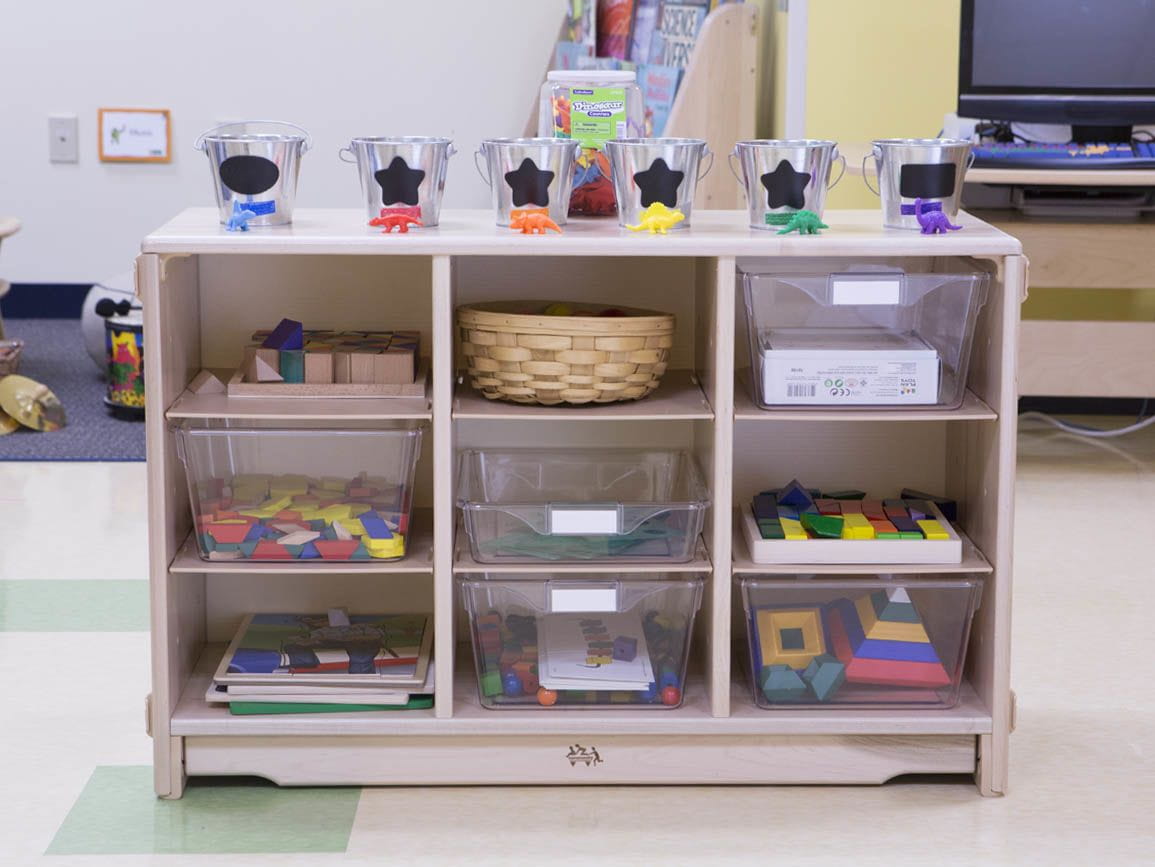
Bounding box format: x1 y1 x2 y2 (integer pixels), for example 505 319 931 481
0 579 148 631
48 766 361 855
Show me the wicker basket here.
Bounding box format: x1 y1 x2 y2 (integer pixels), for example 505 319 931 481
458 301 675 405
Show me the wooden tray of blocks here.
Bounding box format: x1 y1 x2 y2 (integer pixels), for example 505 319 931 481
230 321 426 398
741 483 962 565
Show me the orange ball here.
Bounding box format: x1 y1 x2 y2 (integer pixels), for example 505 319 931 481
536 687 559 707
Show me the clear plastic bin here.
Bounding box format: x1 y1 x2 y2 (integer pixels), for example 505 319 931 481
460 573 703 709
738 576 981 709
457 449 709 564
175 422 423 562
742 266 989 409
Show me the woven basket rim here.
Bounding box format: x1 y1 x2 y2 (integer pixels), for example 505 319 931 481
458 300 674 336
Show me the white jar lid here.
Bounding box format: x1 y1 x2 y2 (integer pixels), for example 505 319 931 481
547 70 637 84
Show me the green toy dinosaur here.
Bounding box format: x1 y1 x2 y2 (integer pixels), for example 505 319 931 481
770 210 828 235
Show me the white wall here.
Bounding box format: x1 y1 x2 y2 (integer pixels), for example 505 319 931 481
0 0 566 282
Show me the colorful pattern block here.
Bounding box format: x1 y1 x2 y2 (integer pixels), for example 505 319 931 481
750 485 956 543
754 607 825 670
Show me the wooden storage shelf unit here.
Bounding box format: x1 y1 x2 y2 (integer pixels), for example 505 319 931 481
142 208 1023 797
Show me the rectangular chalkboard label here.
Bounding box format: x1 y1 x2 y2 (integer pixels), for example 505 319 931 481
899 163 956 199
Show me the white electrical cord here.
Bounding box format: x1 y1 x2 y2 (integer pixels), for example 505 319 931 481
1019 406 1155 439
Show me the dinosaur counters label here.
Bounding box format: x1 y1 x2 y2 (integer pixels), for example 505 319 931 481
569 87 627 149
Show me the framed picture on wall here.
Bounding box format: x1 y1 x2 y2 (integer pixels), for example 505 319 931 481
98 108 171 162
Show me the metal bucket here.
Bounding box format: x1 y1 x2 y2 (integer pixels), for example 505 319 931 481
475 138 580 226
729 139 845 230
604 138 712 229
865 138 974 230
339 136 455 227
195 120 310 227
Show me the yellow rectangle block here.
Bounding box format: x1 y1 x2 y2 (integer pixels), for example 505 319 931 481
779 517 808 540
364 535 405 558
232 474 272 487
320 477 349 492
348 503 372 517
257 496 293 513
238 509 277 519
841 513 876 540
338 518 366 537
917 519 950 540
316 504 353 522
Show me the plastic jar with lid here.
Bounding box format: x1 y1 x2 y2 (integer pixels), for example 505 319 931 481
538 70 645 217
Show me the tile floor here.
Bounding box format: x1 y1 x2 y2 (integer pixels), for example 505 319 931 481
0 421 1153 865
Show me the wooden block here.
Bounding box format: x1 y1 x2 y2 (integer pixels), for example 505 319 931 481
840 513 875 540
800 512 843 539
778 517 807 540
372 347 415 384
815 499 841 515
751 495 777 521
276 530 322 546
188 370 226 395
350 350 377 384
916 519 950 540
262 318 303 350
868 519 899 535
243 346 282 382
304 350 334 384
279 349 305 383
861 500 886 520
333 351 353 383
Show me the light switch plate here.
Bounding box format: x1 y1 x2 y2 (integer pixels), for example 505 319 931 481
49 115 79 163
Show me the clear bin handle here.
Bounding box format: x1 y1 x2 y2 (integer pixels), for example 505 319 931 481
195 120 312 153
828 152 847 189
474 149 492 187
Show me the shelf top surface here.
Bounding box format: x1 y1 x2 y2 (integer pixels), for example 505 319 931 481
142 208 1023 257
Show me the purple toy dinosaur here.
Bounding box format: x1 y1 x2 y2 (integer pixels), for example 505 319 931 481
914 198 961 234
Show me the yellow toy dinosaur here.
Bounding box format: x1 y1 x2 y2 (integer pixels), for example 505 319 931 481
627 202 685 235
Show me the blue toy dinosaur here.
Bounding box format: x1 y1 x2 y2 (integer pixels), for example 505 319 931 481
914 198 961 234
226 200 258 232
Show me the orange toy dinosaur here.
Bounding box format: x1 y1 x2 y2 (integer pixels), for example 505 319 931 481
370 212 423 233
510 208 562 235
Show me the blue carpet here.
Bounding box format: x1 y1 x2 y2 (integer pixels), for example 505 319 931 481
0 319 145 461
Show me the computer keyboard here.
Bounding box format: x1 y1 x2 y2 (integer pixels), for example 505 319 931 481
971 140 1155 170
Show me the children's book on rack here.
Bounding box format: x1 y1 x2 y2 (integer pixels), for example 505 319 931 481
209 610 434 714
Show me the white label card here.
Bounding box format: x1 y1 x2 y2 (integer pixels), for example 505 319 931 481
549 507 618 535
549 583 619 613
831 277 901 306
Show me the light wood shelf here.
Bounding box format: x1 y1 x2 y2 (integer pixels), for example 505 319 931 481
453 369 713 421
172 645 990 738
169 509 435 575
142 207 1022 796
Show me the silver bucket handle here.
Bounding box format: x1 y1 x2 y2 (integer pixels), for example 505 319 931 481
828 152 847 189
474 149 492 187
195 120 313 153
338 146 357 164
697 148 715 182
862 151 881 197
728 150 746 202
447 143 459 159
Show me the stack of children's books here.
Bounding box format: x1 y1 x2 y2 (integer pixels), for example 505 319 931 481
206 611 434 715
554 0 746 136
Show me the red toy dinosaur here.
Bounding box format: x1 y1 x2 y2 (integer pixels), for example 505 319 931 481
510 208 562 235
370 211 423 233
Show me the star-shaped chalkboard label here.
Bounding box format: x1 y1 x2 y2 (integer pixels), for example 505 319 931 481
761 160 811 210
633 158 685 208
504 158 555 207
374 156 426 207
